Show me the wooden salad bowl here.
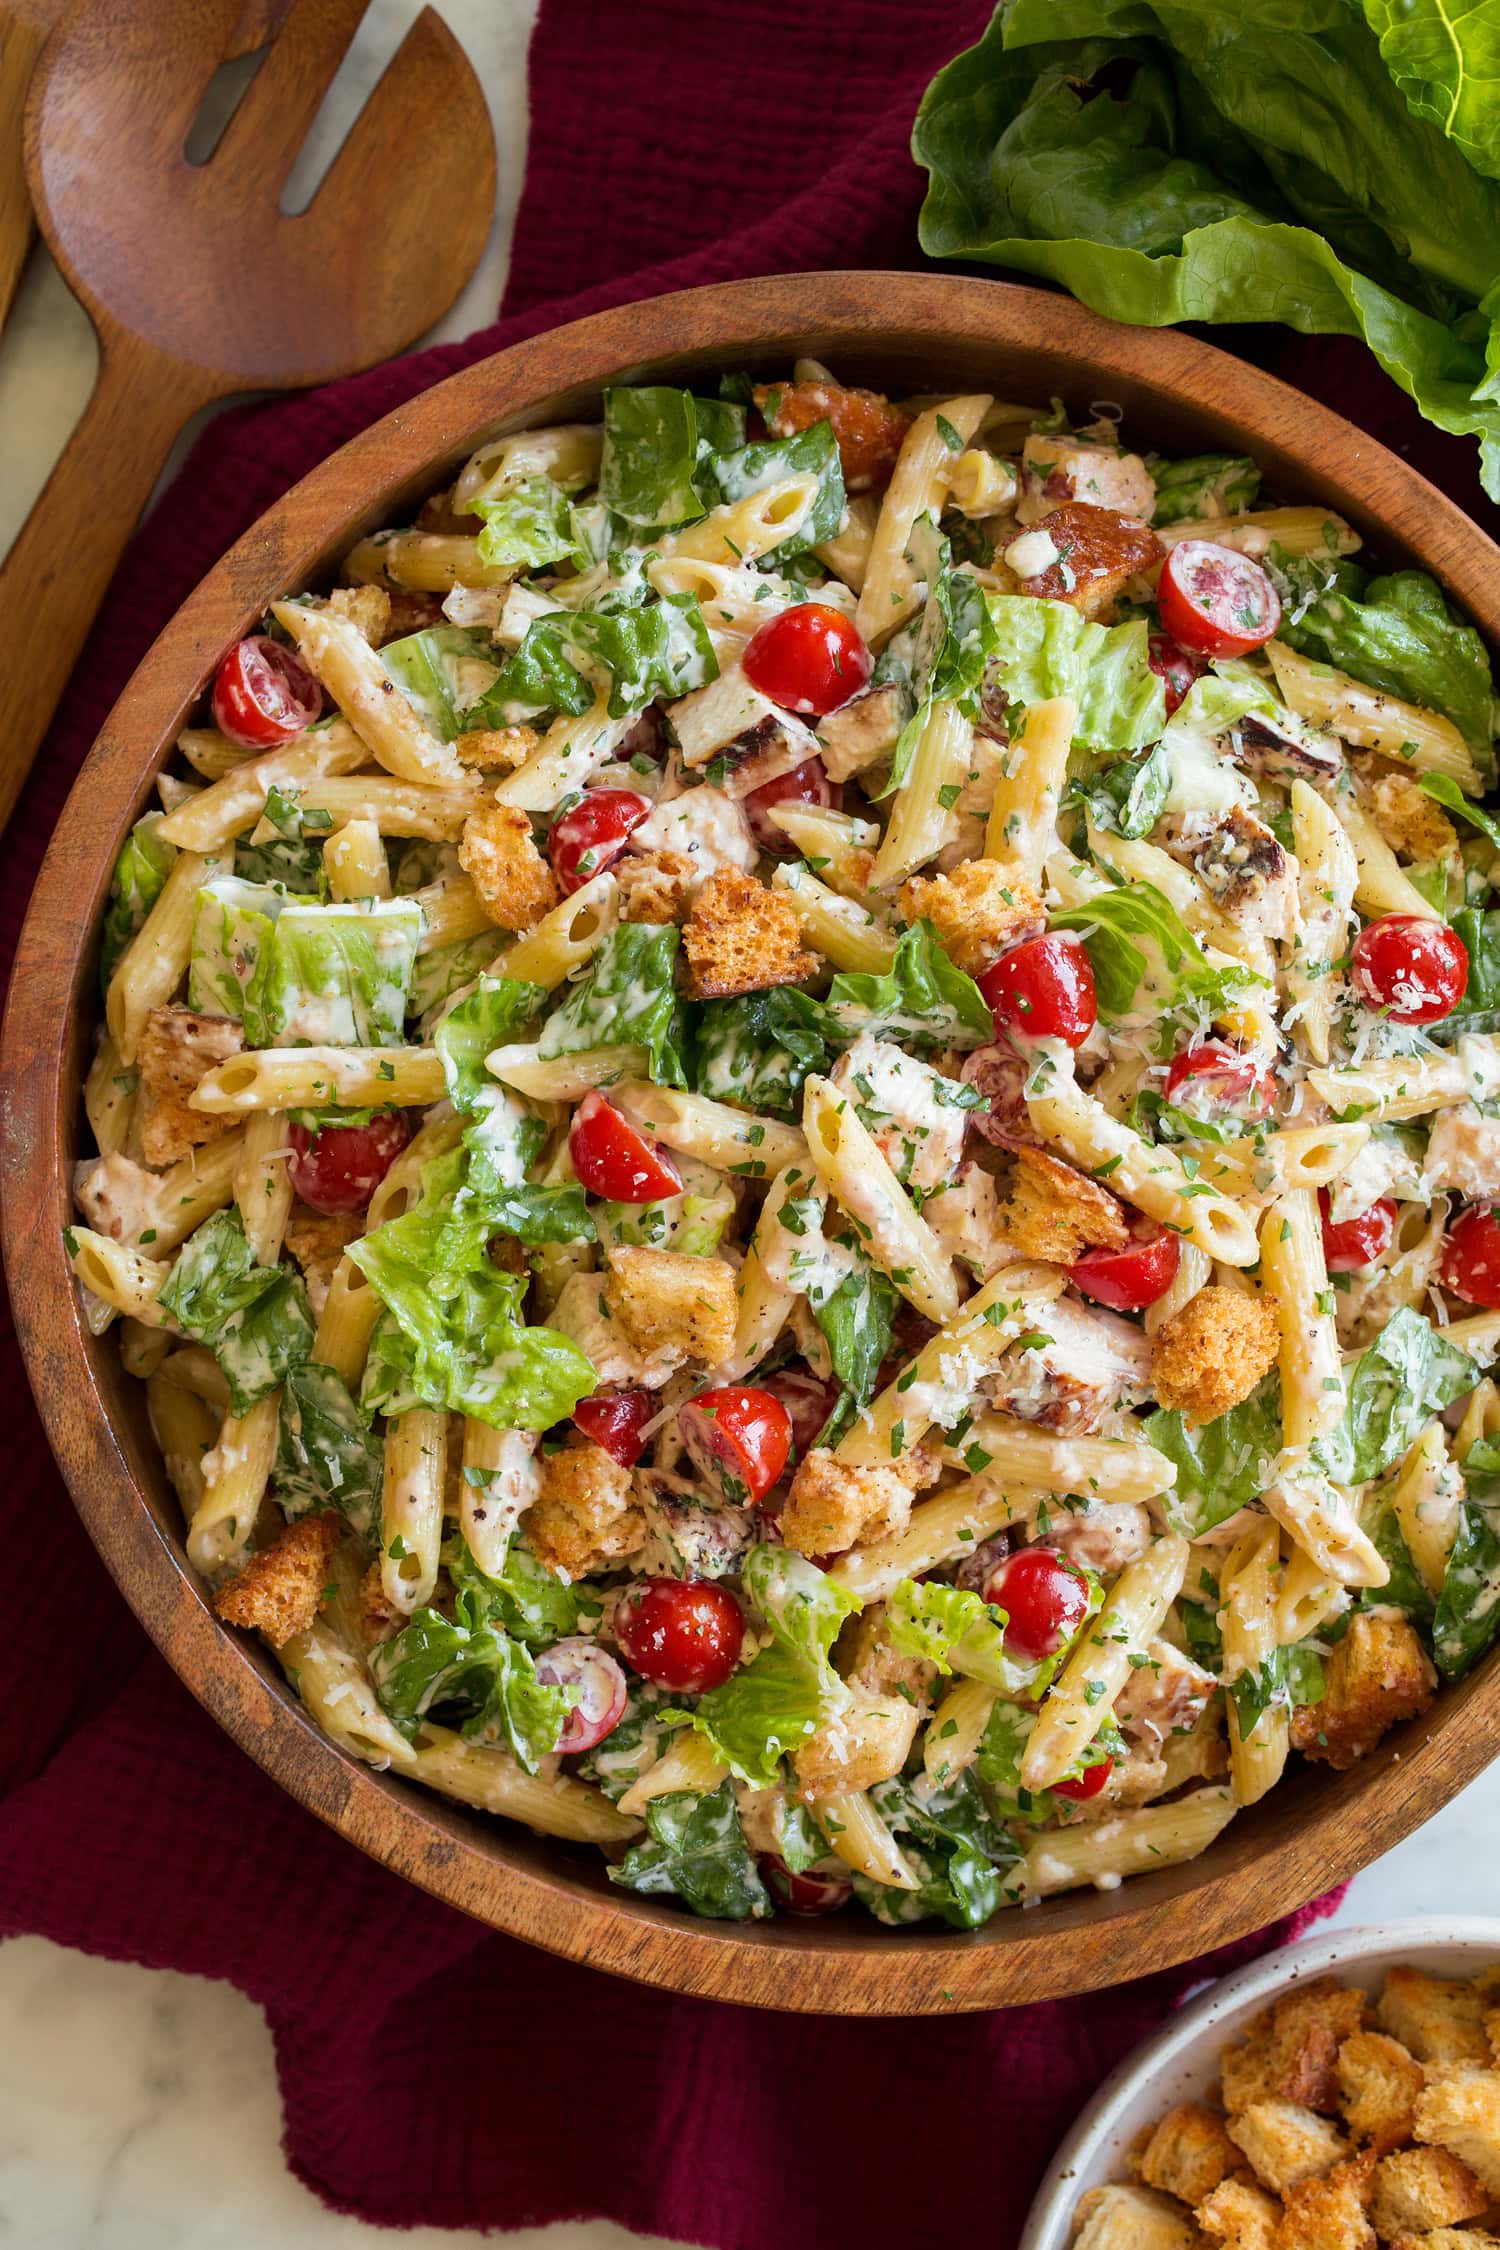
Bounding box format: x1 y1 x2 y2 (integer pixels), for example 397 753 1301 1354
5 272 1498 2015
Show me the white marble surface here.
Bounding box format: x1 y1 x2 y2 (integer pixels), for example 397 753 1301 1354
4 1 1500 2241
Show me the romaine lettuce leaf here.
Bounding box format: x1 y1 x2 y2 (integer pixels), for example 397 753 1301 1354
99 814 178 995
409 932 506 1027
446 1531 601 1649
188 876 286 1032
1276 561 1496 768
984 595 1165 751
1149 451 1260 524
1357 1498 1435 1624
255 897 425 1047
707 417 846 555
1361 0 1500 185
608 1779 771 1920
473 593 720 725
913 5 1500 498
1228 1641 1326 1740
1434 1487 1500 1682
369 1605 572 1772
234 784 330 896
381 626 500 743
886 1575 1082 1698
1314 1307 1478 1486
1078 741 1172 839
538 922 688 1086
882 537 1000 795
599 386 745 528
975 1698 1122 1825
159 1208 313 1414
824 920 992 1049
473 476 587 573
275 1361 383 1538
811 1253 899 1445
572 1680 679 1801
1051 879 1262 1019
857 1768 1017 1930
1145 1381 1283 1538
668 1547 859 1788
691 989 834 1116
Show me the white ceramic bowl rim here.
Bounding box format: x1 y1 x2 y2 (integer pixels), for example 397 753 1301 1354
1020 1917 1500 2249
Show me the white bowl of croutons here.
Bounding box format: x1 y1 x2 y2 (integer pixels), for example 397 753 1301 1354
1022 1921 1500 2250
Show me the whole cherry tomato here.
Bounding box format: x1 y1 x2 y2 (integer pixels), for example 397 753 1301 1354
1319 1189 1397 1275
1442 1205 1500 1309
979 933 1098 1048
1164 1039 1277 1121
573 1389 654 1467
1350 914 1469 1025
287 1111 411 1216
678 1385 793 1505
760 1855 852 1914
569 1091 681 1203
211 634 322 748
742 755 837 851
533 1639 628 1754
742 603 872 716
1051 1757 1112 1804
1147 630 1205 718
1157 541 1281 658
614 1578 744 1694
1071 1228 1181 1312
981 1545 1092 1660
549 789 651 893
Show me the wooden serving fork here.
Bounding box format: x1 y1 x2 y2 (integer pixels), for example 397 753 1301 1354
0 0 496 833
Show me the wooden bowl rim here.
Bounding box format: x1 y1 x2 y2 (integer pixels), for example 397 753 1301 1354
6 269 1500 2016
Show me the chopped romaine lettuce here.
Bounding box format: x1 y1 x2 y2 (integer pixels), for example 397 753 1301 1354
1149 452 1260 525
599 386 745 528
538 922 688 1086
1051 879 1263 1020
381 626 501 743
883 534 999 796
824 921 992 1050
984 596 1165 751
810 1253 898 1448
1078 741 1173 840
706 416 846 554
887 1574 1083 1699
608 1779 771 1920
472 593 719 725
369 1605 572 1772
446 1531 601 1649
255 897 424 1047
158 1208 313 1414
473 476 587 573
99 814 178 995
1313 1308 1478 1487
409 932 506 1027
1146 1382 1283 1539
235 785 330 896
691 990 834 1116
666 1547 859 1788
1433 1448 1500 1682
275 1362 383 1538
1275 559 1496 770
188 876 286 1033
857 1768 1017 1930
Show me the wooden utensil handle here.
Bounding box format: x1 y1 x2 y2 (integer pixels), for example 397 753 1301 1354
0 338 221 833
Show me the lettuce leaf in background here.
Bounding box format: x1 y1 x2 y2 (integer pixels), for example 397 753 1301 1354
913 2 1500 496
984 597 1165 751
1361 0 1500 184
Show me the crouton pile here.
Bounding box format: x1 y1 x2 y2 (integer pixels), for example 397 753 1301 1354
1072 1965 1500 2249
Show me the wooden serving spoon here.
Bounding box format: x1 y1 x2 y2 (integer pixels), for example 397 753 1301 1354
0 0 496 834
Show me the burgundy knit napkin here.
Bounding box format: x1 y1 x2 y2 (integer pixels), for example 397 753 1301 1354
10 0 1485 2237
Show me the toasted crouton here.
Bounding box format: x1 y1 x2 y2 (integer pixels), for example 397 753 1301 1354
454 724 540 771
1008 501 1163 619
1226 2102 1347 2197
521 1441 646 1581
1149 1288 1281 1427
1220 1981 1368 2121
603 1246 738 1363
326 582 392 643
1071 2182 1205 2249
1194 2176 1281 2250
137 1004 245 1166
1369 2145 1488 2237
458 799 559 931
1379 1968 1492 2066
356 1558 405 1647
1338 2030 1425 2152
1289 1613 1437 1771
680 867 816 998
896 862 1045 977
283 1205 361 1317
617 848 698 925
1415 2064 1500 2194
1138 2106 1242 2206
1390 2234 1500 2250
754 376 910 493
1274 2151 1375 2250
213 1511 339 1650
998 1142 1130 1265
779 1447 915 1557
1353 756 1460 863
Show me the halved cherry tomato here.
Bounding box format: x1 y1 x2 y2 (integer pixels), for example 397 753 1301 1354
1071 1227 1181 1312
1052 1758 1112 1804
533 1639 628 1755
1147 630 1205 719
1157 541 1281 658
1164 1039 1277 1121
614 1578 743 1694
981 1545 1092 1660
1350 914 1469 1024
211 634 323 748
742 755 837 851
742 603 872 716
549 789 651 893
678 1385 793 1505
760 1855 852 1914
573 1388 654 1467
1442 1205 1500 1308
980 933 1097 1048
759 1365 842 1462
1319 1189 1397 1274
569 1090 681 1203
287 1111 411 1216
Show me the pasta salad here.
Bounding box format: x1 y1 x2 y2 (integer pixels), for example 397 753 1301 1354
68 364 1500 1929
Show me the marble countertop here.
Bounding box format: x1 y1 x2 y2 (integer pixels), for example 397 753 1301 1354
3 2 1498 2242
